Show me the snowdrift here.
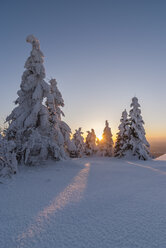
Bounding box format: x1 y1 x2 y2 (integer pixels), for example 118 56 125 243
156 154 166 161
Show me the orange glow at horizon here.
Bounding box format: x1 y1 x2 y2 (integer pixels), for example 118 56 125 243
96 134 103 141
75 124 166 144
82 131 166 143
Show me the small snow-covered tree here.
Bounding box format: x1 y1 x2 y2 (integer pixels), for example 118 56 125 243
0 127 2 136
5 35 64 165
72 128 85 157
46 79 64 122
127 97 150 160
60 121 76 156
85 129 97 155
114 110 130 158
0 134 17 178
98 121 114 156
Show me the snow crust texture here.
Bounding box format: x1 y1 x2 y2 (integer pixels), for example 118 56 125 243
1 157 166 248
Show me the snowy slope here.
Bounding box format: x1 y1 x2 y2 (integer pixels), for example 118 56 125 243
1 157 166 248
156 154 166 161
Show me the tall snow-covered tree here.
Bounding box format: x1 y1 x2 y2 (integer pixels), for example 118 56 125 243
72 128 85 157
127 97 150 160
45 78 66 159
114 110 130 158
85 129 97 155
98 120 114 156
46 78 76 157
5 35 65 164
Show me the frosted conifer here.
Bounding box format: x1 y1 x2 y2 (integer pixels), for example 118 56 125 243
127 97 150 160
5 35 64 164
72 128 85 157
98 121 114 156
85 129 97 155
114 110 130 157
60 121 76 156
46 79 66 158
46 78 76 156
46 79 64 122
0 134 17 178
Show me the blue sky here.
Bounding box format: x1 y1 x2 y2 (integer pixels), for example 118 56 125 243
0 0 166 141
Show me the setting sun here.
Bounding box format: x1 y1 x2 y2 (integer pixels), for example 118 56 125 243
96 134 103 141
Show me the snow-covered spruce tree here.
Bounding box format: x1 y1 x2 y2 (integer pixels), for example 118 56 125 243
127 97 150 160
46 79 65 121
5 35 65 165
114 110 130 158
98 120 114 156
85 129 97 155
72 128 85 157
60 121 76 157
46 79 76 157
46 78 66 159
0 134 17 178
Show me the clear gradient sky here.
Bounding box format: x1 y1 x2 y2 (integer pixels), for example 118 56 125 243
0 0 166 143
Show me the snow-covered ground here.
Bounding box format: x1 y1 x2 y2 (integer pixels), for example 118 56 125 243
1 157 166 248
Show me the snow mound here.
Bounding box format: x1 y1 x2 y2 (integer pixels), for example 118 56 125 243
156 154 166 161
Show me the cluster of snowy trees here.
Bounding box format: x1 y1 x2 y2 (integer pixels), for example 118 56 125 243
114 97 150 160
71 121 114 158
72 99 150 161
0 35 76 177
0 35 150 177
71 122 114 157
